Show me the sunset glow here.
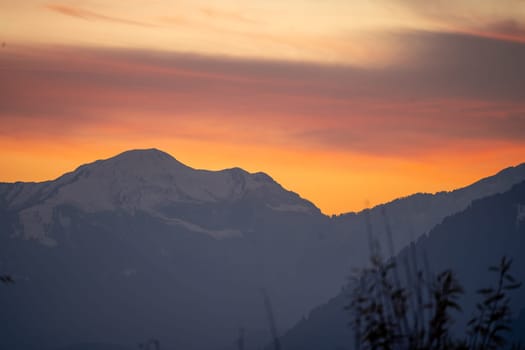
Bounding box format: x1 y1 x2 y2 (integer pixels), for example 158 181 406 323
1 0 525 214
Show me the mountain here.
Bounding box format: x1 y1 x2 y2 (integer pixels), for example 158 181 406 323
2 149 318 245
331 162 525 266
0 149 524 350
277 180 525 350
0 149 328 350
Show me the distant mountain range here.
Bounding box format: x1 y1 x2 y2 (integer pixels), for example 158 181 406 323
1 149 524 350
276 180 525 350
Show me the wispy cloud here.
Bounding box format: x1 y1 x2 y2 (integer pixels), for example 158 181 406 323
45 4 157 28
388 0 525 43
1 29 524 157
476 19 525 42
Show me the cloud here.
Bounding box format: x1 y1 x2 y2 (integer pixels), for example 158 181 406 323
45 4 156 27
479 19 525 42
388 0 525 43
1 29 524 157
385 30 525 100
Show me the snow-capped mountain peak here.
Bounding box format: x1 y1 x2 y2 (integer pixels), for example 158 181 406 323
2 149 318 244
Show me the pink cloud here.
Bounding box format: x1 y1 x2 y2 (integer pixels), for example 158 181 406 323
1 34 524 157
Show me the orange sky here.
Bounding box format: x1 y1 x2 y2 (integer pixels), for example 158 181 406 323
1 1 525 214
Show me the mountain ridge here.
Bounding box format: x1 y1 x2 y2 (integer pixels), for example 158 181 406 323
3 148 525 217
276 179 525 350
1 150 525 350
2 149 525 253
1 148 315 209
337 162 525 217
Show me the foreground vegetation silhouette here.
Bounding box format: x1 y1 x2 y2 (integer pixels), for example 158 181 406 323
0 274 14 284
347 254 522 350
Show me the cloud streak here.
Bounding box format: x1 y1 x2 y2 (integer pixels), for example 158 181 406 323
389 0 525 43
1 29 525 158
45 4 156 28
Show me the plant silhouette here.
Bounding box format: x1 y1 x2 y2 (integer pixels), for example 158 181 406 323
347 254 522 350
0 274 14 285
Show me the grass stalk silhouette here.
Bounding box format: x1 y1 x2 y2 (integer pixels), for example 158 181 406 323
347 252 522 350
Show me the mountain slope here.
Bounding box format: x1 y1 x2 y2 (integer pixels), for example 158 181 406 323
332 162 525 264
0 149 329 350
278 180 525 350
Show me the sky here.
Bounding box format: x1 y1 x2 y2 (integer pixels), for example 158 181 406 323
1 0 525 215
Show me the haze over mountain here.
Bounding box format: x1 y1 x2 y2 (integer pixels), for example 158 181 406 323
1 149 524 350
277 179 525 350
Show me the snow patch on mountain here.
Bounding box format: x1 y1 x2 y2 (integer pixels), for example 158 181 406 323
5 149 316 243
166 217 242 239
147 210 243 239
